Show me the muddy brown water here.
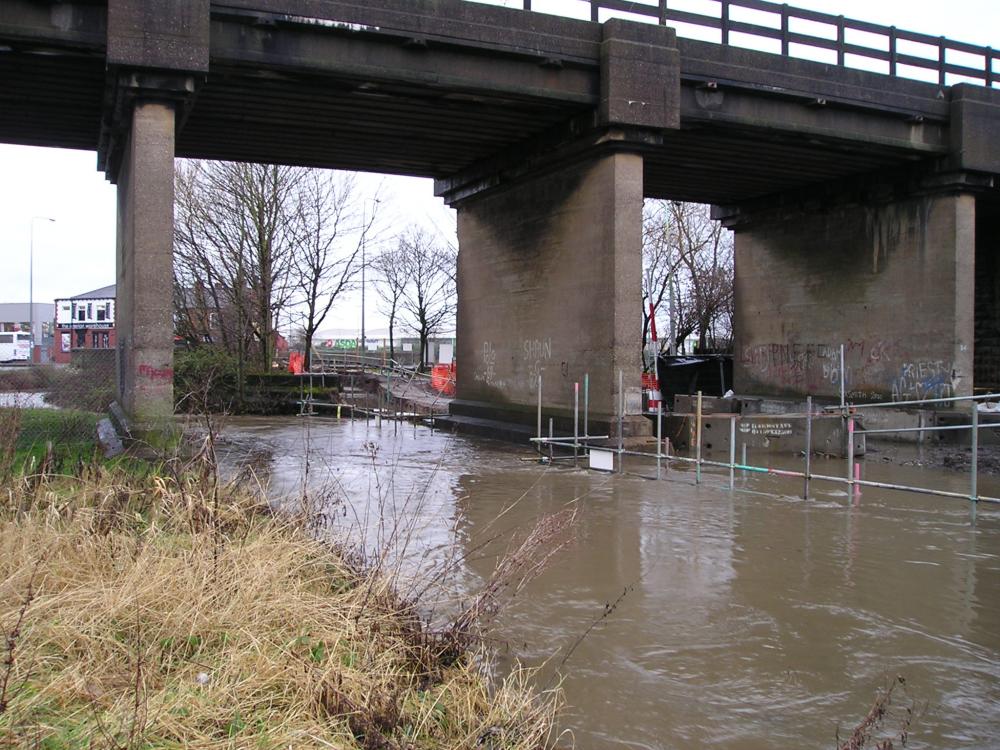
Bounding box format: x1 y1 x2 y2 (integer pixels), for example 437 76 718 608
218 416 1000 749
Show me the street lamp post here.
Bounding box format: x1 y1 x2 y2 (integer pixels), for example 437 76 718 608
361 204 368 363
29 216 55 359
359 197 380 362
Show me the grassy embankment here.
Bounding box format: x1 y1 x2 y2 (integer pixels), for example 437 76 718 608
0 420 562 748
4 408 103 474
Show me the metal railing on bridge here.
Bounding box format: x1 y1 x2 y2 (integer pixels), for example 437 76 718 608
485 0 997 88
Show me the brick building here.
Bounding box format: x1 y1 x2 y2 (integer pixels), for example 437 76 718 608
54 284 116 364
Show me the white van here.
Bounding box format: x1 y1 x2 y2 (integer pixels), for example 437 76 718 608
0 332 32 362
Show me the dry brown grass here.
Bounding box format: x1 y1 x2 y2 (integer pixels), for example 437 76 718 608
0 467 562 749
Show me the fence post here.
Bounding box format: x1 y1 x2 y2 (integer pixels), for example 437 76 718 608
695 390 703 484
584 372 590 445
938 36 947 85
889 26 898 76
846 413 855 497
536 372 542 454
720 0 730 44
574 381 579 467
804 395 812 500
780 4 789 56
971 399 979 522
839 344 846 409
729 415 736 490
837 15 845 66
986 47 994 87
618 369 624 474
657 399 663 480
658 0 667 26
591 0 599 23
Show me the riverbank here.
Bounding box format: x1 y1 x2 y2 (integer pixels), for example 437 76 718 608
0 462 561 748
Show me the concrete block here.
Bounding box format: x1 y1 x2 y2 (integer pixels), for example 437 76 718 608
96 417 124 458
667 413 864 458
673 394 761 415
600 18 679 130
950 84 1000 174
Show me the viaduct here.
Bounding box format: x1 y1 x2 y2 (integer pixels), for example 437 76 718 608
2 0 999 433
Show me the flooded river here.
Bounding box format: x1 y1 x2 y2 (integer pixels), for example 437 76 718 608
218 416 1000 749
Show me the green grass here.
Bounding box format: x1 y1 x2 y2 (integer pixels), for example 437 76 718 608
11 408 101 472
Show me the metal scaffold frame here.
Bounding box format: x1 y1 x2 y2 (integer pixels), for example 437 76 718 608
530 361 1000 523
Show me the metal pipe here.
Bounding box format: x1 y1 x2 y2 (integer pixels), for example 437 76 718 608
537 430 1000 507
549 417 554 462
574 381 580 467
536 373 542 455
804 395 812 500
823 391 1000 411
530 435 610 444
618 369 624 475
860 423 1000 435
839 344 846 409
728 415 736 490
846 415 855 493
583 372 589 453
971 399 979 521
692 459 1000 505
741 443 747 477
657 399 663 480
695 390 703 484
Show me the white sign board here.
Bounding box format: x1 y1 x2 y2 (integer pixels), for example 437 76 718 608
402 343 413 352
589 449 614 472
438 343 454 363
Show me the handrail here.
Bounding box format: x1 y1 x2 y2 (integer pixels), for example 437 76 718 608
502 0 997 88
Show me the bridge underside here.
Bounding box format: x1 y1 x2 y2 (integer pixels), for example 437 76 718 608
2 0 999 428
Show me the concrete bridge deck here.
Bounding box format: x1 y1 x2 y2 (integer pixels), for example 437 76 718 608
2 0 992 204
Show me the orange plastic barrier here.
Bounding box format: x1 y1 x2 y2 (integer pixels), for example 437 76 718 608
288 351 305 374
430 363 456 396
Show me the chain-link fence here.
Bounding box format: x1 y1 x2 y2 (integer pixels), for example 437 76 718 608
0 349 116 474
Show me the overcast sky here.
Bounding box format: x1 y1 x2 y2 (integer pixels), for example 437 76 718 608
1 0 996 335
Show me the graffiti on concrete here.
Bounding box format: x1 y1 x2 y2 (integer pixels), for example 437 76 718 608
474 340 504 389
891 360 954 401
740 338 902 394
137 364 173 380
738 338 943 401
523 337 552 382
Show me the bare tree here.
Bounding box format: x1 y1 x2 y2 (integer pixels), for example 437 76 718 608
372 240 409 364
290 171 375 370
398 227 455 369
672 202 733 352
641 200 734 357
173 160 303 372
641 200 684 367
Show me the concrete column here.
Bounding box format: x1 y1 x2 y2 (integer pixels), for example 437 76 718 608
454 150 646 432
733 193 975 402
116 100 176 425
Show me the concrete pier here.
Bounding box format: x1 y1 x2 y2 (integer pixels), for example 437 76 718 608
452 150 648 434
727 191 977 403
115 101 177 425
